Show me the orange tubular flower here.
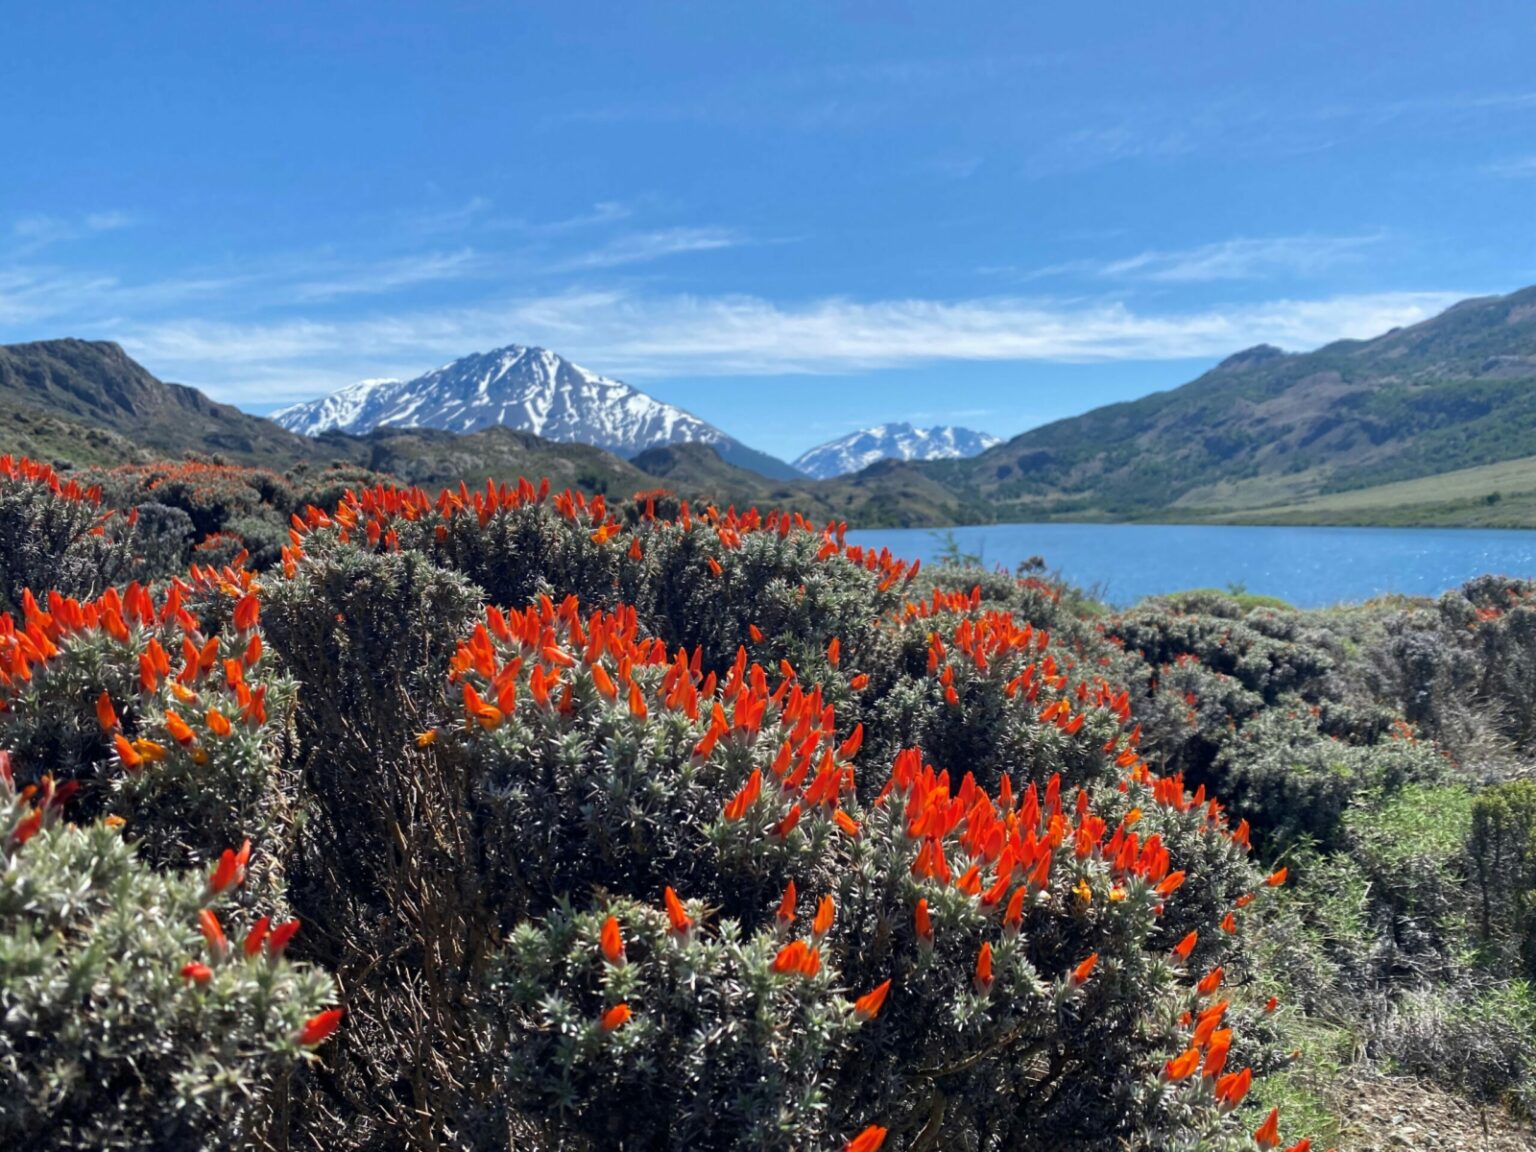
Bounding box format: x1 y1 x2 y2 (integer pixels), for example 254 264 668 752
233 592 260 631
1163 1047 1200 1082
812 895 835 938
772 940 809 974
1071 953 1098 987
95 691 119 731
663 886 693 936
844 1125 888 1152
914 899 933 947
600 1003 632 1032
297 1008 344 1046
1221 912 1237 934
1283 1140 1311 1152
850 673 870 690
749 624 764 643
1155 870 1186 896
165 710 196 746
975 942 994 992
1172 930 1198 961
1195 967 1224 997
628 680 648 720
1266 867 1289 887
206 708 233 737
600 915 625 965
1215 1066 1253 1111
180 961 213 984
267 919 301 957
198 908 228 958
1253 1107 1281 1148
853 979 891 1022
243 916 271 958
113 733 144 771
833 809 860 837
776 879 798 927
207 839 251 894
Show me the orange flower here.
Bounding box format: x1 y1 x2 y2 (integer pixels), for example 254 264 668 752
297 1008 344 1046
628 680 648 719
914 898 933 946
600 915 625 965
844 1125 887 1152
1155 871 1186 896
1265 995 1280 1014
180 961 213 984
1215 1066 1252 1111
772 940 809 974
206 708 233 738
707 557 723 577
663 886 693 936
853 979 891 1022
198 908 228 958
812 895 835 937
850 673 870 690
776 879 798 927
749 624 764 643
833 809 860 837
1253 1107 1281 1148
826 637 841 666
95 691 119 731
1071 952 1098 986
243 916 271 958
1266 867 1288 888
975 942 994 992
113 733 144 771
1284 1141 1311 1152
207 839 251 894
1163 1046 1200 1082
233 592 260 631
1196 966 1224 997
414 729 439 747
1172 930 1198 961
267 919 301 957
165 710 196 746
600 1003 631 1032
1221 912 1237 934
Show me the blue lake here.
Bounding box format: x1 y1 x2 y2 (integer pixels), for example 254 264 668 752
843 523 1536 609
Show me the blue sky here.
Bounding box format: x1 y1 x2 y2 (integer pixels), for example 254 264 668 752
4 2 1535 461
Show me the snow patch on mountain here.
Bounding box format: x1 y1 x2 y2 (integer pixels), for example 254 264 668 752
792 422 1001 479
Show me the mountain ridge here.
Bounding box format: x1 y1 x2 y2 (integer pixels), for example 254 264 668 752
273 344 802 480
792 422 1001 479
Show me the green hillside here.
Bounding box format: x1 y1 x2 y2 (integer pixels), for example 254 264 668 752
928 284 1536 524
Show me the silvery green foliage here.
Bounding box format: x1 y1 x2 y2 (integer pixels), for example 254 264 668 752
0 794 334 1151
0 469 134 614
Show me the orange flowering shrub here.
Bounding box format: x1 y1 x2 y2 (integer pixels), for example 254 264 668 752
0 754 336 1151
0 454 136 613
0 573 295 868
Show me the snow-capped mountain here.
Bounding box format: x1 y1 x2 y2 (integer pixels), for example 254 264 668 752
271 345 800 478
792 423 1002 479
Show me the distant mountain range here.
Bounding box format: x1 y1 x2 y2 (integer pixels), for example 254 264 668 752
793 423 1001 479
272 344 802 480
8 283 1536 529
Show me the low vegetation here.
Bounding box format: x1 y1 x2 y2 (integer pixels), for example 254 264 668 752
2 452 1534 1150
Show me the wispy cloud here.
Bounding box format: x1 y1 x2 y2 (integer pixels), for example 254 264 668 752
1103 233 1382 283
10 211 136 255
291 249 486 301
555 227 744 271
104 287 1463 404
1484 155 1536 178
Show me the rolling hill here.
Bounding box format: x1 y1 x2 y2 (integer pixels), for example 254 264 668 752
922 284 1536 522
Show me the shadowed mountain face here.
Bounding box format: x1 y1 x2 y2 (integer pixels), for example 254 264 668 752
0 339 331 468
932 285 1536 520
273 343 804 480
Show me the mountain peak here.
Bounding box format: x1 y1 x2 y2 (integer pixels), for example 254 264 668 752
1216 344 1288 371
793 423 1001 479
271 344 803 479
